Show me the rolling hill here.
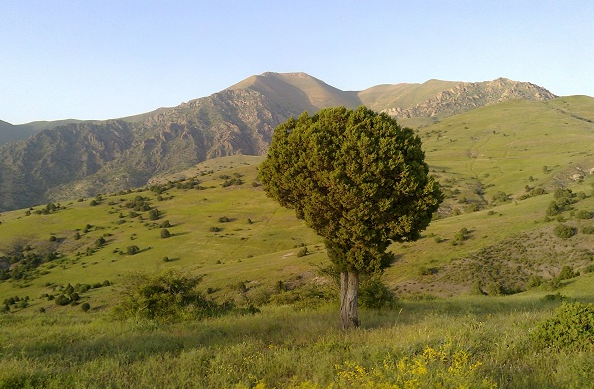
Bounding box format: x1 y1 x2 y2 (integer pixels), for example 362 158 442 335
0 72 558 212
0 94 592 307
1 73 593 389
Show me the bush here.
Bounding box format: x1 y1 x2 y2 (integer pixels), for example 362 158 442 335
575 210 593 219
454 227 469 242
95 237 106 248
160 229 171 238
296 246 308 257
582 226 594 234
112 270 234 322
527 275 543 288
81 302 91 312
126 245 140 255
532 302 594 350
54 295 71 306
148 209 160 220
554 224 576 239
492 191 509 203
359 278 396 309
558 265 577 280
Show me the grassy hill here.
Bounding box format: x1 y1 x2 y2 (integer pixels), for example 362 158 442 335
1 97 593 307
1 97 593 388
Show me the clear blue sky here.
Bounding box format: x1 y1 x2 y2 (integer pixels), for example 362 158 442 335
1 0 592 124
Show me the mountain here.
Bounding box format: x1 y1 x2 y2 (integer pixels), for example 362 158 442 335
0 72 560 211
0 120 39 146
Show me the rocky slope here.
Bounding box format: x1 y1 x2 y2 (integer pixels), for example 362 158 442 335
0 72 558 211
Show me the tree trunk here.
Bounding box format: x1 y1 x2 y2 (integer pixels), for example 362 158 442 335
340 271 360 329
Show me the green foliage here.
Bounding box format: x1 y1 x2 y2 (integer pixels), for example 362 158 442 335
126 245 140 255
81 302 91 312
259 106 442 274
358 278 396 309
582 225 594 234
554 188 572 200
148 209 160 220
453 227 470 243
54 294 71 306
558 265 577 280
532 302 594 350
575 210 593 219
95 237 106 248
296 246 308 257
527 275 543 288
112 270 233 322
553 224 576 239
491 191 509 203
160 229 171 239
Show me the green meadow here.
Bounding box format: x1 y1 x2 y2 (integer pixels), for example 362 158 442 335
1 97 594 387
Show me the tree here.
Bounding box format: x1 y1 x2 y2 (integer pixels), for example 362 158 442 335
259 106 442 328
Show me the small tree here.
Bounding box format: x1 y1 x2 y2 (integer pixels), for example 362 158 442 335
260 106 442 328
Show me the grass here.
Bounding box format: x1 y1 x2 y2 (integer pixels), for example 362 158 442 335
1 97 594 387
1 274 594 388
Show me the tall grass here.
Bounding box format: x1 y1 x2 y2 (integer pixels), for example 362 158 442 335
2 290 593 388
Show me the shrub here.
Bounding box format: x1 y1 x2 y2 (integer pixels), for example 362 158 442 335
582 226 594 234
209 226 221 232
113 270 232 322
546 201 560 216
532 302 594 350
454 227 469 242
95 237 106 248
558 265 577 280
148 209 160 220
359 278 396 309
554 188 572 200
296 246 308 257
465 203 480 213
126 245 140 255
485 281 504 296
160 229 171 238
492 191 509 203
54 295 71 306
218 216 230 223
527 275 543 288
81 303 90 312
554 224 576 239
575 210 593 219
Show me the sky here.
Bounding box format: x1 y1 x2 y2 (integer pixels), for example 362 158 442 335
1 0 593 124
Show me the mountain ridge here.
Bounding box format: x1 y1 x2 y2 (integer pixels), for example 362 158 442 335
0 72 562 211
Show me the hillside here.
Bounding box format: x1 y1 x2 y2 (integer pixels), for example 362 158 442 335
1 111 594 387
0 120 39 146
0 72 559 212
0 103 592 304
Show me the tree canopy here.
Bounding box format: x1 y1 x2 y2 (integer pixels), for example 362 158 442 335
259 106 442 327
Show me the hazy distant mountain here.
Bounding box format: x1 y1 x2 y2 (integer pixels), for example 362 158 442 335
0 120 39 146
0 72 559 211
